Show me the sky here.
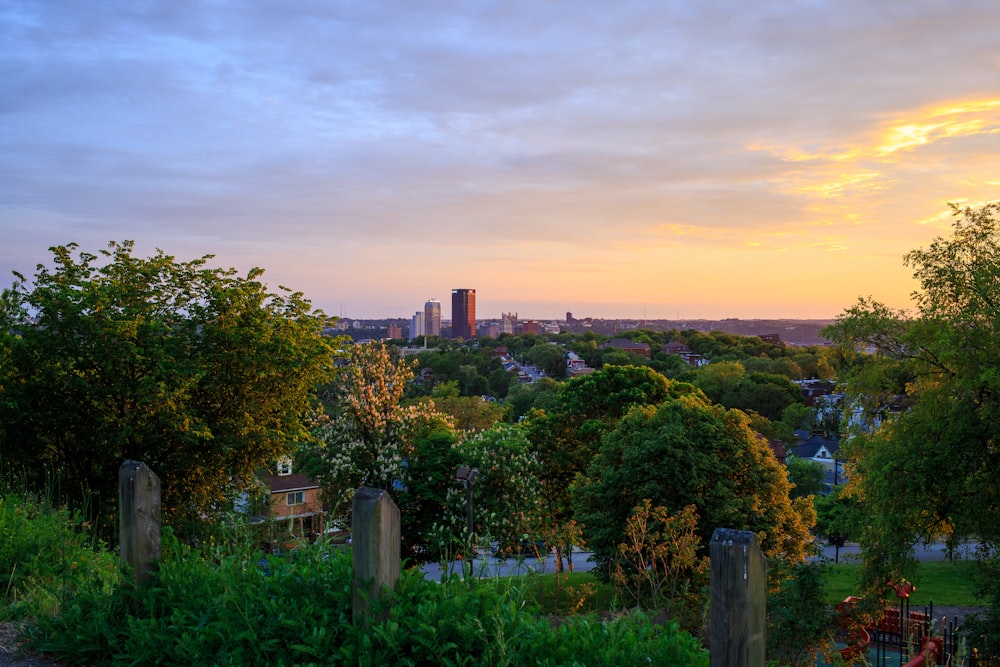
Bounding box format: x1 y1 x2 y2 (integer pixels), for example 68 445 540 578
2 1 999 322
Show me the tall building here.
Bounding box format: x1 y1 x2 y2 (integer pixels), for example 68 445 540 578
424 299 441 338
409 311 425 341
451 288 476 340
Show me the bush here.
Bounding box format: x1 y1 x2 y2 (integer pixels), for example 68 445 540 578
4 496 707 666
0 493 117 621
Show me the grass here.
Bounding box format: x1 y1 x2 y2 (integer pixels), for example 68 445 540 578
484 557 982 615
823 559 979 607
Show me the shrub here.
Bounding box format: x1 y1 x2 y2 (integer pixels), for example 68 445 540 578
0 492 117 621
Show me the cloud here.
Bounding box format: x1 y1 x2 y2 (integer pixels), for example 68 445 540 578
2 1 1000 318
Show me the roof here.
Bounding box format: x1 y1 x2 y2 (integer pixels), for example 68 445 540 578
792 433 840 459
267 472 320 493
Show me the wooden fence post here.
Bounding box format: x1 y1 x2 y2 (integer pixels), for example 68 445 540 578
352 487 400 625
119 460 161 587
709 527 767 667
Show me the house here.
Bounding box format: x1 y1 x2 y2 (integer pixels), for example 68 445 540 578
660 341 708 367
791 432 843 493
566 352 595 377
259 458 326 542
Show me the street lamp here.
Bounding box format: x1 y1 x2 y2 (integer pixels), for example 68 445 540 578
456 466 478 574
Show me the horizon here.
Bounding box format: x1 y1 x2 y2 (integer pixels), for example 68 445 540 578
2 3 998 322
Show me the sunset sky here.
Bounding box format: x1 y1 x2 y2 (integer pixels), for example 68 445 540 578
2 2 999 322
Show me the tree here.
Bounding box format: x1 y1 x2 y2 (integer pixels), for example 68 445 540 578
785 454 827 499
524 343 566 379
522 365 696 569
407 394 506 432
451 424 544 558
572 393 815 576
825 203 1000 596
301 341 450 520
0 241 341 536
723 372 804 422
396 426 463 562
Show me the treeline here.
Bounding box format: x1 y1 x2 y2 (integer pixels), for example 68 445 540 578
394 330 839 441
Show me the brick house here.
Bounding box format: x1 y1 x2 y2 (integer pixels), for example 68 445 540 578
260 458 326 542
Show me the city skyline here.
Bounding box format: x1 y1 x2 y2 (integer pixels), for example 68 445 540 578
2 3 999 321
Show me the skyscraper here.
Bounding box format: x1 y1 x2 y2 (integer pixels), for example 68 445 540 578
424 299 441 337
409 311 425 341
451 288 476 339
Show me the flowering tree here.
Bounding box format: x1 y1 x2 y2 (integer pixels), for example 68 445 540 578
300 342 452 520
452 424 544 557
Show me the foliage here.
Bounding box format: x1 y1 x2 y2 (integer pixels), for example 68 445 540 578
573 393 815 578
302 341 452 519
408 345 514 398
812 487 865 543
0 492 118 621
7 502 708 667
610 501 709 632
0 241 341 537
766 562 835 667
406 393 506 432
785 454 827 499
451 424 545 559
967 543 1000 664
524 342 567 379
396 427 463 563
523 365 694 517
503 377 561 422
824 203 1000 601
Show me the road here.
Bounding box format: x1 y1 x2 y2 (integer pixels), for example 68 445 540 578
421 547 599 580
421 538 979 580
815 539 980 564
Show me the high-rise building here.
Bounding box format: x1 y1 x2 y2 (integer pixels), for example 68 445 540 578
451 288 476 339
409 311 425 341
424 299 441 338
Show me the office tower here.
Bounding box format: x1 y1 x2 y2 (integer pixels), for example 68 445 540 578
424 299 441 338
410 311 425 340
451 288 476 339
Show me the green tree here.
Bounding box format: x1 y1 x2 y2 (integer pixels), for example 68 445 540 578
397 426 463 563
523 366 695 568
825 203 1000 600
691 360 745 403
785 454 827 499
0 241 340 535
408 394 506 432
572 393 815 576
524 342 566 379
724 372 804 422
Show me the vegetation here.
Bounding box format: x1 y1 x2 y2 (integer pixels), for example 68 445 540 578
3 492 709 666
0 241 343 538
825 204 1000 631
572 392 815 576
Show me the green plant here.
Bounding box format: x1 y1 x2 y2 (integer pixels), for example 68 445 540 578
609 500 709 632
767 561 836 667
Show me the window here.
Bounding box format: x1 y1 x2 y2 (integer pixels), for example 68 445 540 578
277 457 292 476
286 491 304 506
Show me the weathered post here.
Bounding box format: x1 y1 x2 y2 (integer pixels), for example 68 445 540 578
119 460 161 587
709 528 767 667
352 487 401 625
